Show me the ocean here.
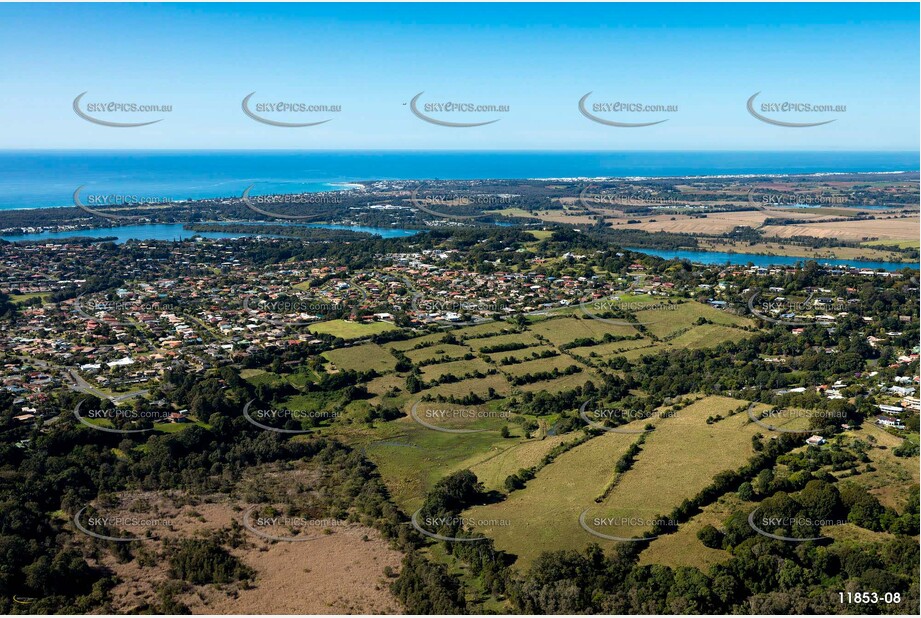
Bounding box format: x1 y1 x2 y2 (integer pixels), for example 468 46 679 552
0 150 917 210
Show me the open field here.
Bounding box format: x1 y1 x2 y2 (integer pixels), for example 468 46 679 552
567 337 654 360
337 411 514 512
463 426 644 565
366 373 406 403
638 493 751 571
592 398 770 538
619 343 672 361
405 343 471 364
761 216 920 242
465 432 585 491
518 370 599 394
420 357 492 380
862 239 920 248
323 342 396 373
485 344 558 363
454 321 518 339
844 424 920 510
468 332 541 351
9 292 49 304
700 239 916 264
668 324 753 349
386 332 446 351
527 316 641 346
425 373 510 398
308 319 397 340
635 301 753 340
501 354 587 377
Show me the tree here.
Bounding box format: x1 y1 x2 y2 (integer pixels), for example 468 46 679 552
697 524 724 549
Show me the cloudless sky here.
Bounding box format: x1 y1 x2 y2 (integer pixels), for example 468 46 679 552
0 2 917 150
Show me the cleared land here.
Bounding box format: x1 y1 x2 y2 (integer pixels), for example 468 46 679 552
308 319 397 340
843 423 920 510
338 411 514 512
420 357 492 381
323 342 396 373
594 397 771 538
83 489 403 615
405 343 472 364
528 316 640 346
635 302 753 340
761 216 919 242
465 432 585 491
464 397 776 565
639 493 752 571
464 428 641 565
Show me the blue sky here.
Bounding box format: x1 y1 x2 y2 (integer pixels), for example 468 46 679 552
0 2 917 150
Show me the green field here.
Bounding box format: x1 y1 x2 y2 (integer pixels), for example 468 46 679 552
667 323 752 349
861 239 920 248
322 342 397 373
843 424 920 510
593 397 771 538
485 344 558 363
639 493 752 571
519 371 599 394
9 292 49 304
405 343 472 364
387 332 447 351
466 432 586 491
308 319 397 340
426 374 511 398
421 357 492 381
501 355 586 377
464 425 645 565
463 397 777 565
567 337 653 360
528 316 640 346
468 332 541 351
454 321 517 339
635 302 753 340
337 409 515 512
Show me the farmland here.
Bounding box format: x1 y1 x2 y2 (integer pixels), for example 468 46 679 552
308 319 398 339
